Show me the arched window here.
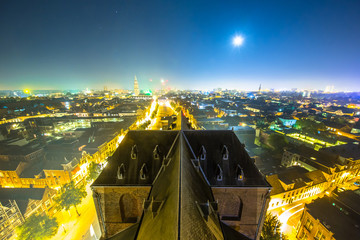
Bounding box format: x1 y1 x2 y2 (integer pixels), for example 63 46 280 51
221 196 243 221
199 146 206 160
117 164 126 180
222 145 229 160
236 164 244 181
131 145 138 159
119 193 138 223
140 163 148 180
215 164 223 181
153 145 160 159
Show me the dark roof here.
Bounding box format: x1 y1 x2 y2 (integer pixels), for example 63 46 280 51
353 121 360 129
108 223 139 240
277 166 310 186
322 143 360 160
184 130 269 186
93 114 270 239
93 130 269 188
178 133 224 239
19 156 72 177
136 133 182 239
0 188 46 215
267 167 327 196
0 188 45 201
20 160 45 177
0 142 42 156
323 120 349 129
0 159 21 171
306 196 360 240
287 145 341 170
80 128 118 150
103 130 258 240
93 130 179 186
221 222 252 240
333 190 360 216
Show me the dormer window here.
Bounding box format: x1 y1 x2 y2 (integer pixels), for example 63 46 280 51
216 164 223 181
236 164 244 181
153 145 160 159
222 145 229 160
199 146 206 160
140 163 148 180
117 164 126 180
131 145 138 159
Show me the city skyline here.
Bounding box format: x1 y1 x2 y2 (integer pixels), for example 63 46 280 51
1 1 360 239
0 0 360 91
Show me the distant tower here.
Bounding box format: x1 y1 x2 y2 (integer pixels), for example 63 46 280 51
134 75 140 96
258 84 262 93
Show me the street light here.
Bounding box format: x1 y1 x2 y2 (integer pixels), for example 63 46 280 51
62 224 67 233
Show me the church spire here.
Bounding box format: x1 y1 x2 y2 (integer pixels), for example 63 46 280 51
134 75 140 96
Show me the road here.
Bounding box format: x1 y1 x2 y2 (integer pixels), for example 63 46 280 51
149 102 175 130
276 203 304 238
51 184 101 240
268 176 360 238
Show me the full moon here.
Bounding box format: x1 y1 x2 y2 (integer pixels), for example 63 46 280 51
233 35 244 47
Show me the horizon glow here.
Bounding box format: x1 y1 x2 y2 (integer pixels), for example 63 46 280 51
0 1 359 91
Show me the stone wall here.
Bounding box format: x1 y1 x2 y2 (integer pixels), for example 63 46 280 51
92 185 151 238
212 187 270 239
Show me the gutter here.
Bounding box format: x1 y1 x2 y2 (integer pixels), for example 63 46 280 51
255 188 271 240
93 190 107 237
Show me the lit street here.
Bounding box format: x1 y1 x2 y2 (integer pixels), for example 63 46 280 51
51 184 100 240
276 203 304 238
149 101 175 130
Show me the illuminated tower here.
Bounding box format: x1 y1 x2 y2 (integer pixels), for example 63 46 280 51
134 75 140 96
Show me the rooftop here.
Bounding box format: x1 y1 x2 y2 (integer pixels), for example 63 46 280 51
306 196 360 240
322 143 360 160
0 188 46 215
103 131 254 240
92 114 269 239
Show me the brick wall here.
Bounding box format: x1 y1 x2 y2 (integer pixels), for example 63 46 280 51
92 186 151 238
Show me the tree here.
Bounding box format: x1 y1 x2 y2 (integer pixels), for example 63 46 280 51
17 214 58 240
267 133 288 153
170 101 176 109
294 119 326 134
175 106 182 113
260 213 288 240
256 119 269 129
54 181 87 216
138 120 151 130
150 103 159 119
87 161 101 181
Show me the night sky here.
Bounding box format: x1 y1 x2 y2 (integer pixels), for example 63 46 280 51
0 0 359 91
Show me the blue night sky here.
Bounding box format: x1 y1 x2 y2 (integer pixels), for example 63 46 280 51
0 0 359 91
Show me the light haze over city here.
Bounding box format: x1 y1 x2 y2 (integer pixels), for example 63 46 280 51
0 0 360 91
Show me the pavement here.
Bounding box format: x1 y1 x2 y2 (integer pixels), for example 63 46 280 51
51 184 101 240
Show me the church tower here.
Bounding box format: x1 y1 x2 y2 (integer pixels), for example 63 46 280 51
134 75 140 96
